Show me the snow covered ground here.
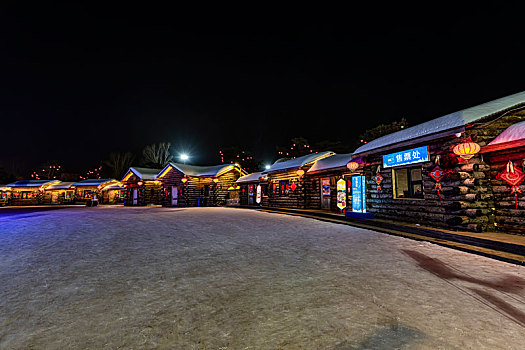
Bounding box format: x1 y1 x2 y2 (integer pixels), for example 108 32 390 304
0 206 523 349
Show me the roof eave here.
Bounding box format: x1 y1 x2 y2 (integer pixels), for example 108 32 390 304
352 126 465 157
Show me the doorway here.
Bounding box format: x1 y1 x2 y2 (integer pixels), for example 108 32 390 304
321 177 331 209
171 186 178 206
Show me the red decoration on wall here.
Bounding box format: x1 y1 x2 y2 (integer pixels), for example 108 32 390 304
272 183 276 192
496 161 525 210
373 173 384 198
429 165 446 201
290 182 297 192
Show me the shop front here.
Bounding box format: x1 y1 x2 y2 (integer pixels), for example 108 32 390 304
6 180 60 205
352 91 525 232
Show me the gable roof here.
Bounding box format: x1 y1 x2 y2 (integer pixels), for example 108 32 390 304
236 172 265 183
353 91 525 155
482 120 525 153
72 179 116 187
488 120 525 145
122 167 162 181
262 151 335 174
158 163 244 178
307 153 353 173
6 179 60 187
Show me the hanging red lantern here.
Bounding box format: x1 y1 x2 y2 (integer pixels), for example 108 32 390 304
429 166 446 200
347 162 359 171
452 141 480 164
496 161 525 210
290 182 297 192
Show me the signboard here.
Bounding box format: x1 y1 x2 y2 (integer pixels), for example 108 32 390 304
321 178 330 196
256 184 262 204
383 146 429 168
352 175 367 212
336 179 346 210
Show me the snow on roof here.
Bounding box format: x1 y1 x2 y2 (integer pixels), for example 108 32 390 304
104 185 126 190
487 121 525 145
6 179 60 187
162 163 241 178
72 179 116 186
262 151 335 174
307 153 353 173
128 167 162 180
46 182 75 190
354 91 525 155
236 172 265 183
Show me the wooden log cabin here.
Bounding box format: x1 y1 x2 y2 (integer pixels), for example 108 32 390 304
44 182 75 204
0 185 11 206
304 153 358 213
351 91 525 233
5 180 60 205
236 172 268 206
72 178 123 204
121 167 162 206
481 120 525 234
263 152 334 209
157 163 246 207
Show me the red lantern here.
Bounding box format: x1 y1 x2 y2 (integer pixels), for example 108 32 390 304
496 161 525 210
453 141 480 164
291 182 297 192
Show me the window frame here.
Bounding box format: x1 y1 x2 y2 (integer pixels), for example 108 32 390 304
392 165 424 199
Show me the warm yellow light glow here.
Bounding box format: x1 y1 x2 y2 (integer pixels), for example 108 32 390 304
181 178 188 183
296 169 305 176
213 178 219 183
453 142 481 160
122 171 133 181
157 166 172 179
347 162 359 171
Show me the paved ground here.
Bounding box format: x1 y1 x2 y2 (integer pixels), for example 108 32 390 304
0 207 523 349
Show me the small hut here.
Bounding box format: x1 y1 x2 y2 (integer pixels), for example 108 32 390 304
72 179 123 204
481 120 525 233
156 163 245 207
44 182 75 204
6 180 60 205
0 185 11 206
305 153 357 212
263 151 334 209
121 167 162 206
236 172 268 206
351 91 525 232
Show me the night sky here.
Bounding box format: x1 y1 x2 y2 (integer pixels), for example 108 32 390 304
1 5 524 174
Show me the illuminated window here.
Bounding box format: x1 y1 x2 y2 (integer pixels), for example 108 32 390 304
393 167 423 199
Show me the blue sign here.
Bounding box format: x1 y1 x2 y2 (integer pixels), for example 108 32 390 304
352 175 366 213
383 146 430 168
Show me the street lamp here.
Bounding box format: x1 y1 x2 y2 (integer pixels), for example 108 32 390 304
180 154 189 164
265 164 271 170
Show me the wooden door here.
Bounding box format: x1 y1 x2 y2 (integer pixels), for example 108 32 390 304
321 178 331 209
133 189 138 205
171 186 178 206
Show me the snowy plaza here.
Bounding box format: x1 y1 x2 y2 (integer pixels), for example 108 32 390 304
0 206 524 349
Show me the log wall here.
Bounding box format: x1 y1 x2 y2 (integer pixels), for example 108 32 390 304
360 111 525 233
267 169 307 209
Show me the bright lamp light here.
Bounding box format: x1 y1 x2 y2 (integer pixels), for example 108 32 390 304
180 154 189 161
